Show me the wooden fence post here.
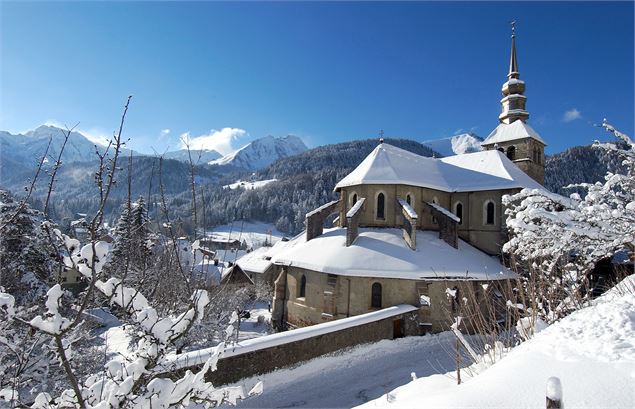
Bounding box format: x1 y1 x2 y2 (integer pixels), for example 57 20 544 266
546 377 562 408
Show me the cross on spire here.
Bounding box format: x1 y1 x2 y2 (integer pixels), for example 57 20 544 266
379 129 384 144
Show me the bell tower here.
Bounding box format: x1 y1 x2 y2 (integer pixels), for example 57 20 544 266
481 22 547 185
499 21 529 124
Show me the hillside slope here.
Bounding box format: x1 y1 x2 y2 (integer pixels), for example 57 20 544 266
359 277 635 409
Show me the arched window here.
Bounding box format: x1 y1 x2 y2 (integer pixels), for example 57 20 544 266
497 147 505 153
484 201 495 225
299 275 306 298
406 193 412 206
351 193 358 207
506 146 516 161
455 202 463 225
376 192 385 220
371 282 382 308
533 147 541 164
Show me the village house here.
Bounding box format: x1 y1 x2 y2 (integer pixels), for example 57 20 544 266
270 29 548 335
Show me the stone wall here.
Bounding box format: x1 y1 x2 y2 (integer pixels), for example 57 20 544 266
167 309 419 386
483 137 545 185
277 267 515 335
396 198 417 250
340 184 512 255
306 199 342 241
346 197 366 246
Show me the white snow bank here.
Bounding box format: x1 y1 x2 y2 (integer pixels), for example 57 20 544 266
358 275 635 409
161 304 417 371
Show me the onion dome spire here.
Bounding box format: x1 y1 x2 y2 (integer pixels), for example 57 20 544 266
499 21 529 124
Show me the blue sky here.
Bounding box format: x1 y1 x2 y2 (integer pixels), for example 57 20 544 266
1 1 633 155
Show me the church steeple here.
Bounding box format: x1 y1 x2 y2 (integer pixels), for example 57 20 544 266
499 21 529 124
508 22 519 78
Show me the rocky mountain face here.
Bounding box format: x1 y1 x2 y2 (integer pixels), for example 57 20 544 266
0 125 140 186
163 149 222 164
421 132 483 157
210 135 308 170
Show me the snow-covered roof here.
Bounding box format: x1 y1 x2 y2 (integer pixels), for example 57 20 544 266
334 143 543 192
482 120 547 146
236 235 302 274
272 228 516 281
236 247 274 274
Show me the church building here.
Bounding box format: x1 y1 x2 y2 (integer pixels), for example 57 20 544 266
270 28 548 335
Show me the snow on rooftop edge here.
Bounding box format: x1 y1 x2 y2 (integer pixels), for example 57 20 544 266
482 120 547 146
160 304 418 371
272 228 516 281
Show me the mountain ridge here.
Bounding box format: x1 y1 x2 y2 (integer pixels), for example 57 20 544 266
421 132 484 156
210 134 308 170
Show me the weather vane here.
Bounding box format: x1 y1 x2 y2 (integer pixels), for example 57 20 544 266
379 129 384 144
510 20 516 36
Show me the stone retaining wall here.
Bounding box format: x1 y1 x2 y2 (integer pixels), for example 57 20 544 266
165 308 419 386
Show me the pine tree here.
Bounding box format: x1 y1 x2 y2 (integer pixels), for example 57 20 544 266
0 190 51 299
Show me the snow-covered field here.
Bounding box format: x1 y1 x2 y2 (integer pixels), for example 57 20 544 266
359 277 635 409
225 332 460 408
201 221 285 249
223 179 278 190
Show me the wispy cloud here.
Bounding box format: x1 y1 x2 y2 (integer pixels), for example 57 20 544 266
160 128 171 137
563 108 582 122
179 128 247 155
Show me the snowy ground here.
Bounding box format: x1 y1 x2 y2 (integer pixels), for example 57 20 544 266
223 179 278 190
358 277 635 409
201 221 285 249
237 301 273 342
224 332 460 408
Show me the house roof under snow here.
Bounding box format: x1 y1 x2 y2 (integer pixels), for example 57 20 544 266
236 246 273 274
236 235 300 274
334 143 543 192
482 120 547 146
272 228 516 281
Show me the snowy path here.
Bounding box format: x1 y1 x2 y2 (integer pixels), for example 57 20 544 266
228 333 458 409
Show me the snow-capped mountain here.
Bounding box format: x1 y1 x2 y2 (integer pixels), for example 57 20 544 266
1 125 108 165
210 135 308 170
0 125 141 165
163 149 222 164
421 132 483 157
